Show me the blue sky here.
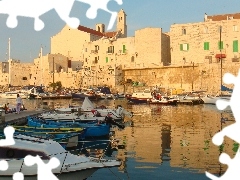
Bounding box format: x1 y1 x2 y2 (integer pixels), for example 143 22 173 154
1 0 240 62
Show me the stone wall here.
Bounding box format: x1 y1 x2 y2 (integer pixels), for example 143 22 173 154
122 62 239 94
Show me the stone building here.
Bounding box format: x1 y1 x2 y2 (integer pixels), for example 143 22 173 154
170 12 240 66
2 11 240 93
30 53 82 88
81 27 171 88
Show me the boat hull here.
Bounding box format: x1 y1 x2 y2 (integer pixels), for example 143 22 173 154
72 93 99 100
201 96 230 104
27 117 110 138
128 98 150 104
149 100 178 106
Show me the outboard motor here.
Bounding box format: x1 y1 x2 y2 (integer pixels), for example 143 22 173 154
105 115 125 129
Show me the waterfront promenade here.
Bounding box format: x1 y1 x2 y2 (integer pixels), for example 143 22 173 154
0 109 43 126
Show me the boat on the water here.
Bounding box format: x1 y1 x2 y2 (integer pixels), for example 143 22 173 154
0 134 121 179
27 116 111 138
11 125 86 141
148 96 179 105
126 89 153 104
0 91 28 99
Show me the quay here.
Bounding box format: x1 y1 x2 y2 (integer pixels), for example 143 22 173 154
0 109 43 127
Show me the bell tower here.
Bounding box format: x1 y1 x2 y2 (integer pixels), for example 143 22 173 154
117 9 127 38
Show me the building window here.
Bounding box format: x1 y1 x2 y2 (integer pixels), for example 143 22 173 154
204 42 210 50
180 43 189 51
233 25 238 32
218 41 224 50
107 46 114 53
204 27 208 33
95 45 99 51
85 48 87 52
22 77 27 80
131 56 134 62
182 28 186 35
123 45 126 53
94 57 98 63
106 57 108 63
85 58 87 62
233 40 238 52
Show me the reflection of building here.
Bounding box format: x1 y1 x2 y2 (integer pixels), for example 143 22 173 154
115 115 163 164
169 106 234 174
161 125 171 161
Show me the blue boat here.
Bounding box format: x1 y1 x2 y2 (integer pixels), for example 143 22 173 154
0 130 79 149
27 116 111 138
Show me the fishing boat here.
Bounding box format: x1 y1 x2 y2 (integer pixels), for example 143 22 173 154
0 134 121 179
27 116 111 138
69 97 133 121
126 89 153 104
38 110 106 123
0 91 28 99
11 126 86 140
148 96 179 105
0 131 79 149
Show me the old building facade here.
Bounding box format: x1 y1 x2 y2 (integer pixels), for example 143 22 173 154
1 11 240 93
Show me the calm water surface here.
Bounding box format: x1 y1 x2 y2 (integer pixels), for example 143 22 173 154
1 98 235 180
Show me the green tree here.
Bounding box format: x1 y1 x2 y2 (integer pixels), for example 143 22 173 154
49 81 62 91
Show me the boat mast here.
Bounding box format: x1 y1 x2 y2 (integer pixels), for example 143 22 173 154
220 26 222 95
8 38 11 87
40 46 43 86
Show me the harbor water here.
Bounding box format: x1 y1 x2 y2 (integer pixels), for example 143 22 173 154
1 98 235 180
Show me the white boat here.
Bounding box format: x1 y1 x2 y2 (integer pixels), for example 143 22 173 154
80 97 133 120
201 94 231 105
39 110 106 122
126 89 153 104
0 134 120 179
0 91 28 99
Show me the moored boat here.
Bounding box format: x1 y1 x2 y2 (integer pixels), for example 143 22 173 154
0 134 121 179
27 116 111 138
148 96 179 105
126 89 153 104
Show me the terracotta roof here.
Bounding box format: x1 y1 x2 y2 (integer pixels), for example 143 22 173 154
207 13 240 21
77 25 104 37
77 25 118 38
103 31 118 38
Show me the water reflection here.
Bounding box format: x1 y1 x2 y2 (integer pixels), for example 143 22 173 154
0 98 236 179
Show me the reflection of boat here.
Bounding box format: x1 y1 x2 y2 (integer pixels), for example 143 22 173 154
0 134 121 179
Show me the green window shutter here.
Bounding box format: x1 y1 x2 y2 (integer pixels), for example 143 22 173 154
204 42 209 50
187 44 189 50
218 41 223 50
180 44 183 51
123 45 126 53
233 40 238 52
106 57 108 63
